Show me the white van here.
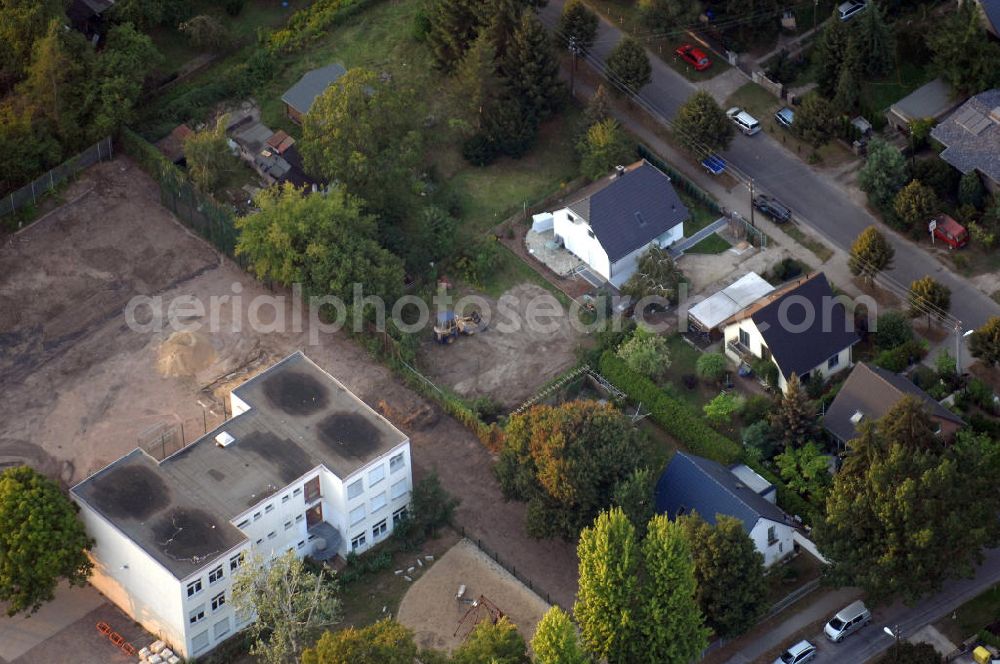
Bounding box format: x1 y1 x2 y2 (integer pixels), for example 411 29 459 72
726 107 761 135
824 600 871 642
838 0 867 21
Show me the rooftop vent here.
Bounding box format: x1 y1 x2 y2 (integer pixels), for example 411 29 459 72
215 431 236 448
850 410 864 425
635 211 647 227
614 164 626 179
991 106 1000 125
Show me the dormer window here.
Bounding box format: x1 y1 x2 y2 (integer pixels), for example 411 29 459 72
850 410 864 425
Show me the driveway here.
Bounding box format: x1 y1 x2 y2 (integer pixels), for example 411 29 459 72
538 1 1000 329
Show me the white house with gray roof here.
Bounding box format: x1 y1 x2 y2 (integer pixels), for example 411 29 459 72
655 452 797 567
549 160 688 287
71 352 412 659
931 89 1000 193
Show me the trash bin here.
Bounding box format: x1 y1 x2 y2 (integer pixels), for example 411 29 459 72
974 645 992 664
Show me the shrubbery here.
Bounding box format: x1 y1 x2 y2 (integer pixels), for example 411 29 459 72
874 338 928 372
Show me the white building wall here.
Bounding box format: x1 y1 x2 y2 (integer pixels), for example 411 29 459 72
177 543 251 658
76 503 192 658
552 208 611 280
749 518 795 567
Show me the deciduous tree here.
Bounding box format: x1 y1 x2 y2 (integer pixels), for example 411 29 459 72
612 468 655 539
183 114 235 193
301 67 421 220
908 276 951 327
638 0 700 30
616 326 672 382
696 352 728 383
496 402 647 539
453 617 530 664
875 310 914 350
769 373 817 450
581 84 612 131
0 0 66 82
235 184 405 305
559 0 599 51
575 508 638 664
875 642 943 664
793 94 838 147
959 171 986 209
893 180 939 231
0 466 93 616
970 316 1000 366
606 37 652 93
179 14 232 51
672 89 733 155
302 620 418 664
678 514 768 638
232 551 341 664
775 441 832 504
858 139 908 211
531 606 588 664
703 392 744 426
638 514 710 664
577 118 634 180
849 225 895 283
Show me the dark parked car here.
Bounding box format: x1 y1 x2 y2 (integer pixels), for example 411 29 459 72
753 195 792 223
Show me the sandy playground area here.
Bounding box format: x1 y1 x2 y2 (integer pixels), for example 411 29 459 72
397 538 551 653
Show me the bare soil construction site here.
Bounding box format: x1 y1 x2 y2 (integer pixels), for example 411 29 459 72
0 157 579 608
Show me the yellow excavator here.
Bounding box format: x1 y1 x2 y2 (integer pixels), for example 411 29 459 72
434 310 484 344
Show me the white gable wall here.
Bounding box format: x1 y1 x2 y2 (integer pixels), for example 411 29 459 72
553 208 611 280
749 518 795 567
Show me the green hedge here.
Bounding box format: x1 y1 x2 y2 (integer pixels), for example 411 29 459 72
599 351 820 525
599 351 742 464
267 0 382 53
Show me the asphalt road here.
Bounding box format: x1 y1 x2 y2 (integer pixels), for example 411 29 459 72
538 1 1000 330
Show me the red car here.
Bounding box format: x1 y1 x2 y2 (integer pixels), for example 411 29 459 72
675 44 711 71
931 214 968 249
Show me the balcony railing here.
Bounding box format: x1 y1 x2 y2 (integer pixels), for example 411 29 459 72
727 339 755 361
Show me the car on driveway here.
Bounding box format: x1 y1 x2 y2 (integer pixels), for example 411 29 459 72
774 640 817 664
727 107 761 135
838 0 866 21
675 44 711 71
754 194 792 223
775 106 794 128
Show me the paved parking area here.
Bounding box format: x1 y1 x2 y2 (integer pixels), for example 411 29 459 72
0 583 110 663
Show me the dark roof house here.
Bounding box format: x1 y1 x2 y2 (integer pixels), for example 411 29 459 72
723 273 860 382
564 160 689 263
281 63 348 123
931 89 1000 191
823 362 965 444
975 0 1000 37
886 78 964 131
655 452 794 533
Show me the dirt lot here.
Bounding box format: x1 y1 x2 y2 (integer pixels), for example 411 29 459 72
0 157 579 609
417 283 583 409
397 538 550 653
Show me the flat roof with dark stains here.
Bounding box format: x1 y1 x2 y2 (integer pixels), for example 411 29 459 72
71 352 408 579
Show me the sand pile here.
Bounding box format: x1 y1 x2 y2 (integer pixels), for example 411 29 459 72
157 330 216 377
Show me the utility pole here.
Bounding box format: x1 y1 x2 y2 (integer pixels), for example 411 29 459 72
569 37 580 97
748 178 756 228
813 0 818 33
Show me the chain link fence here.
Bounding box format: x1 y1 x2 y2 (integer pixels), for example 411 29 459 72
120 127 245 265
0 136 114 219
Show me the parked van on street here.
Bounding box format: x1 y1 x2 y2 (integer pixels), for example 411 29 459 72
824 600 871 642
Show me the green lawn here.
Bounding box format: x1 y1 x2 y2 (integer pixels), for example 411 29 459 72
681 192 722 234
935 583 1000 644
860 60 934 116
782 223 834 263
686 232 731 254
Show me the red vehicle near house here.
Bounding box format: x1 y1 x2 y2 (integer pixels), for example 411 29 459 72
932 214 968 249
675 44 711 71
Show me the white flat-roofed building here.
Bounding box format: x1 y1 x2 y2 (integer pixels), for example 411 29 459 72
71 352 412 659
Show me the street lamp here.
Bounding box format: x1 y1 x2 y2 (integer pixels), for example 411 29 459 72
883 625 901 661
956 326 975 374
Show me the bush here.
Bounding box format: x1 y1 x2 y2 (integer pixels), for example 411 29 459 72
224 0 245 15
770 257 803 282
874 339 928 372
875 311 914 350
704 392 744 425
696 352 728 383
751 358 779 389
599 352 743 463
267 0 375 53
742 395 774 424
967 378 996 412
462 133 499 166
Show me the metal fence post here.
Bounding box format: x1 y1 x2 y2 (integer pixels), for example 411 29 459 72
30 182 35 205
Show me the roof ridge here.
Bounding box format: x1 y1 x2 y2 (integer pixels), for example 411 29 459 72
677 452 762 520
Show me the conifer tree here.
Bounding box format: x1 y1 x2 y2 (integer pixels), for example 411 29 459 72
502 10 565 121
426 0 481 71
855 0 894 78
769 373 817 451
454 33 502 130
559 0 599 51
606 36 652 92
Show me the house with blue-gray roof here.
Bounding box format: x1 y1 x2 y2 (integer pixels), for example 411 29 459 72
655 452 797 567
549 160 688 287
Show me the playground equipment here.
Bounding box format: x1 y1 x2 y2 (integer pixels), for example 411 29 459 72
454 594 505 639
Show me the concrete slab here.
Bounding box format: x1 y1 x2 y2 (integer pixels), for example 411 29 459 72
907 624 957 656
0 582 105 662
